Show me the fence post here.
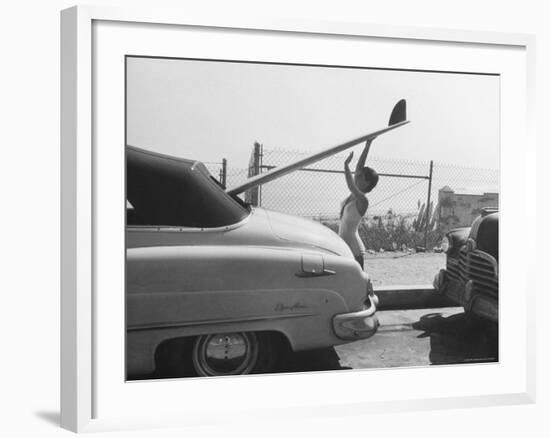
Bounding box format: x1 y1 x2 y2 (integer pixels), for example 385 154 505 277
424 160 434 249
220 158 227 188
247 142 261 206
258 143 263 206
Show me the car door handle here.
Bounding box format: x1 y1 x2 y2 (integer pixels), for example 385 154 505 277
296 269 336 278
297 253 335 277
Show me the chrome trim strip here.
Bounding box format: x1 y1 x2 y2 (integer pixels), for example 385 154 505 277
126 211 252 234
127 311 316 332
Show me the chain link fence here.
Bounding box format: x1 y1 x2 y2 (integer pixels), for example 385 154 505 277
207 143 498 251
203 162 250 191
258 147 432 218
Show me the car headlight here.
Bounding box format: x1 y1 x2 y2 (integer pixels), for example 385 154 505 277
441 236 450 253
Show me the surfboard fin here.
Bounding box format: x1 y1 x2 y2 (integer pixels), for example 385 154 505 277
389 99 406 126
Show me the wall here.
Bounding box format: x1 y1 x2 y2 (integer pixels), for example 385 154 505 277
438 187 499 230
0 1 547 437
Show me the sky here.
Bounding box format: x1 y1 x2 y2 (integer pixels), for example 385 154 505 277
126 57 500 172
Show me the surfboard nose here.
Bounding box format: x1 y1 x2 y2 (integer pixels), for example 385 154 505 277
388 99 407 126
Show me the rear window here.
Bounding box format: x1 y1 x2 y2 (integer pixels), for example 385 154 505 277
126 146 249 228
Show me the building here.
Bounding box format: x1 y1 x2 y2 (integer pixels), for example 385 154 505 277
438 186 498 231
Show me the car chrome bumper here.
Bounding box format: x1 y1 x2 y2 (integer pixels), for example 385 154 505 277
332 294 379 341
433 269 448 292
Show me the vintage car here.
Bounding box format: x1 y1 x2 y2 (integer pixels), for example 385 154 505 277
126 145 379 378
433 208 499 323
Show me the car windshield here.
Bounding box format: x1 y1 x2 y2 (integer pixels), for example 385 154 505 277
126 146 249 228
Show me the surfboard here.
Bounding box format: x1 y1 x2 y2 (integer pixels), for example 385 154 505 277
227 100 410 196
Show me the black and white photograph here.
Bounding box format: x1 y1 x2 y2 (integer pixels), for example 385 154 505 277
2 0 545 434
125 56 499 379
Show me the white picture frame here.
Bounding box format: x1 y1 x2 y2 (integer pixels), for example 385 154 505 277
60 5 536 433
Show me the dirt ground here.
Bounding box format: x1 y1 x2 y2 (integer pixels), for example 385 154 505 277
273 307 497 372
364 252 446 286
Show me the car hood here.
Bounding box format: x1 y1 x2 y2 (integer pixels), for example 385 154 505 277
262 209 353 257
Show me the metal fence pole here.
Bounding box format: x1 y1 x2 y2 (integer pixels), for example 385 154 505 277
249 142 261 206
424 160 434 249
221 158 227 188
258 143 263 206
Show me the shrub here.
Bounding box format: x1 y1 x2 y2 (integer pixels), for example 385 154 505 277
321 211 445 252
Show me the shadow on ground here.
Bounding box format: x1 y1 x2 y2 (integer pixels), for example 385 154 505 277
131 346 346 380
278 347 349 373
412 312 498 365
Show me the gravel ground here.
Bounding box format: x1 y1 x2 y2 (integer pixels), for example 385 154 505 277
364 252 446 286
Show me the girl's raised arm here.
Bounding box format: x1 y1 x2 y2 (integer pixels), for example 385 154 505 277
355 138 375 175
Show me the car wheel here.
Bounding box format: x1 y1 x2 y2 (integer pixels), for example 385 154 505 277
192 332 277 376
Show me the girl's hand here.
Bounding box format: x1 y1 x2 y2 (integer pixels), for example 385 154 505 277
345 151 354 166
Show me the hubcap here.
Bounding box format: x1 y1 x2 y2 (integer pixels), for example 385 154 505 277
193 332 259 376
